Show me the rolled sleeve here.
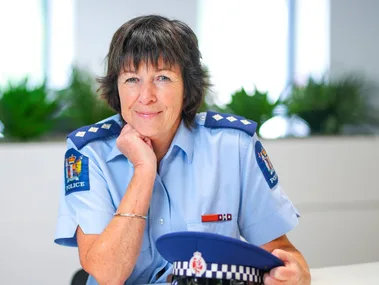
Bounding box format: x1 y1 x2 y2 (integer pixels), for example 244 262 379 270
54 210 113 247
54 215 77 246
238 134 300 246
240 201 299 246
54 140 115 247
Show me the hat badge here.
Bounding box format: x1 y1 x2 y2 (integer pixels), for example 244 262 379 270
189 251 207 276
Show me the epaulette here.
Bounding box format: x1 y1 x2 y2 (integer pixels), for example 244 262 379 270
67 120 121 150
204 111 257 136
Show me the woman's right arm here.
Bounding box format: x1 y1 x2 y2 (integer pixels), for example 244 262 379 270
77 125 157 285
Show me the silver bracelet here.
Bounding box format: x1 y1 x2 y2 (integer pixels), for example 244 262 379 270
113 212 147 220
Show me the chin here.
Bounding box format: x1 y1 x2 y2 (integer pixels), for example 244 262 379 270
133 125 162 138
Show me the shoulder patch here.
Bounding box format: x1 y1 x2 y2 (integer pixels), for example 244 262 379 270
64 148 90 195
204 111 257 136
67 120 121 150
255 141 278 189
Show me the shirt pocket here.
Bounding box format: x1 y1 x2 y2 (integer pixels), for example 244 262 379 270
186 220 239 238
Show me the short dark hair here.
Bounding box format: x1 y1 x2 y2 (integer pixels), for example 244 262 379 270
97 15 210 128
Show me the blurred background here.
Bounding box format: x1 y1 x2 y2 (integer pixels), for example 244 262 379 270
0 0 378 284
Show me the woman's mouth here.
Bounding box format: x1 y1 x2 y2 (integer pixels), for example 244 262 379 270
135 111 161 119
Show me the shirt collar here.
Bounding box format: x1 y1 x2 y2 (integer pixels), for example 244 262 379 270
106 116 124 163
106 119 194 163
170 120 194 163
106 141 124 163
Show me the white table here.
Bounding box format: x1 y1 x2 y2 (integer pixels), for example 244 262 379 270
310 262 379 285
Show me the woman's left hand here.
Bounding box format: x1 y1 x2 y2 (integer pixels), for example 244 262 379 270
263 249 307 285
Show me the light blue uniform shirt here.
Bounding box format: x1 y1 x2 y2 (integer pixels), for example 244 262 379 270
55 112 299 285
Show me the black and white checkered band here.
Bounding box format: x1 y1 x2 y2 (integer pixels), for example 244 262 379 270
172 261 263 283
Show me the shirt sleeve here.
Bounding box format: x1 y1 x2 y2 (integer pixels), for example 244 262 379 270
54 139 115 247
238 133 299 246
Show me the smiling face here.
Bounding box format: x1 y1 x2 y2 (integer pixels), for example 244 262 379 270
117 59 184 141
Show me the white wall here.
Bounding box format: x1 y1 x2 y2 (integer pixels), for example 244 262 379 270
1 137 379 284
330 0 379 84
264 137 379 268
74 0 198 76
0 143 80 285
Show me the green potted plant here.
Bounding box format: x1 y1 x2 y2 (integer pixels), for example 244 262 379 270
282 74 379 135
0 78 60 141
56 66 116 133
218 87 279 131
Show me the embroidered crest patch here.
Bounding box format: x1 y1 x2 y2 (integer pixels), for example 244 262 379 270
255 141 278 189
189 251 207 276
64 148 90 195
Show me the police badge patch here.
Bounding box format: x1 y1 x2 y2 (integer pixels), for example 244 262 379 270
189 251 207 276
255 141 278 189
64 148 90 195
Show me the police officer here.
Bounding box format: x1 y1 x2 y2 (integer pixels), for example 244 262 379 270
54 15 311 285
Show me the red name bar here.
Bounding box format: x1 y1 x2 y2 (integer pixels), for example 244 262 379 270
201 213 232 222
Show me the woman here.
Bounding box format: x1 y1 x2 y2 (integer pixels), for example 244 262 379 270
55 15 311 285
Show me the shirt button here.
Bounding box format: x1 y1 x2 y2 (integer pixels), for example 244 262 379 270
159 218 164 225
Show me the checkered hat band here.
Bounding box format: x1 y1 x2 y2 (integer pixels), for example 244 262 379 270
172 261 262 282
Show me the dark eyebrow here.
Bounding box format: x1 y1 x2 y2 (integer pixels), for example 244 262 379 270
123 67 174 73
156 67 174 72
122 69 136 73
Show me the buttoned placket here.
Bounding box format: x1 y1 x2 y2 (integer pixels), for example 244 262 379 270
148 174 171 283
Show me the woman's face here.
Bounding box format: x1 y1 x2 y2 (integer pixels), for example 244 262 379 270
118 59 184 140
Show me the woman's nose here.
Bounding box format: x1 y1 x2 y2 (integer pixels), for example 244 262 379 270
138 82 157 104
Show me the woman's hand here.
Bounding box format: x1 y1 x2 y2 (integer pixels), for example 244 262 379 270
116 124 157 173
263 249 310 285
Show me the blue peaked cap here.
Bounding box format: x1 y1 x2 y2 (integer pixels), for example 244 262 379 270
156 232 283 282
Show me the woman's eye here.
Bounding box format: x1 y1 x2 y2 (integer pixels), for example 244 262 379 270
157 75 170 82
125 77 139 83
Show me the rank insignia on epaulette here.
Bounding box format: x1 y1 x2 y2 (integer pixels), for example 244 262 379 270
204 111 257 136
68 120 121 150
